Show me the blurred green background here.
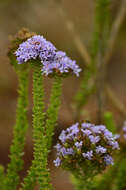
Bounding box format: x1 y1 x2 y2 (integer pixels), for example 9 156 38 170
0 0 126 189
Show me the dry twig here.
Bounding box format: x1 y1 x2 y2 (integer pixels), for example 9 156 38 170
58 6 91 67
105 0 126 63
105 85 126 117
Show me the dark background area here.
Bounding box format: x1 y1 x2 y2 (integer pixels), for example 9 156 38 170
0 0 126 189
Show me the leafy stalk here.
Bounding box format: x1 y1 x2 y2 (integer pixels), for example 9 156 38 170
20 165 36 190
46 75 62 149
4 67 29 190
20 62 55 190
32 62 53 190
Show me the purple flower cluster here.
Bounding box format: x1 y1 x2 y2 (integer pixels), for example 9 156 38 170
15 35 56 64
42 51 81 76
54 122 119 173
15 35 81 76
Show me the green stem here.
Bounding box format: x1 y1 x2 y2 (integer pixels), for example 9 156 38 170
5 68 29 190
94 0 110 122
75 0 110 122
32 63 53 190
20 165 36 190
46 76 62 149
0 165 5 190
74 69 95 120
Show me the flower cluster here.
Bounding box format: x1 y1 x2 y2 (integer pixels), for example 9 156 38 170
42 51 81 76
15 35 56 64
54 122 119 177
15 35 81 76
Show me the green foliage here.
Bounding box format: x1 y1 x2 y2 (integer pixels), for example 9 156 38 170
0 165 5 190
71 174 93 190
46 75 62 149
4 67 29 190
104 112 117 133
115 158 126 190
93 165 118 190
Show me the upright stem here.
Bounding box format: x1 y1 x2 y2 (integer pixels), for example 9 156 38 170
74 69 95 121
46 75 62 149
5 68 29 190
74 0 110 121
20 165 36 190
94 0 110 123
32 63 53 190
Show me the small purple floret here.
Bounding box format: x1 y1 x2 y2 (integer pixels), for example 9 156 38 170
104 155 114 166
89 135 100 144
82 150 93 160
96 146 106 154
75 141 83 149
53 157 61 167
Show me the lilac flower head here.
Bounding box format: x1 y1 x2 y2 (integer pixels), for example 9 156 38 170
41 51 81 76
54 122 119 177
15 35 81 76
15 35 56 64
